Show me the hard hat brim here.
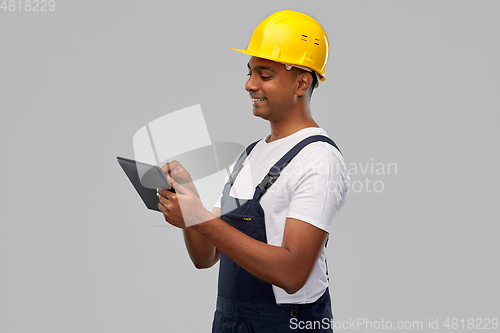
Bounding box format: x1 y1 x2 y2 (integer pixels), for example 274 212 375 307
229 47 326 81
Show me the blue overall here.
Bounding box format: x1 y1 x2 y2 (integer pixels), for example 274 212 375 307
212 135 341 333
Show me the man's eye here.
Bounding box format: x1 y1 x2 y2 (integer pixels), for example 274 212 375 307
247 73 271 79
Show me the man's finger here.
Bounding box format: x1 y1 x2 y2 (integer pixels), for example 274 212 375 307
166 175 175 191
167 161 172 176
161 160 179 174
157 201 167 213
157 188 171 200
167 175 189 194
161 162 170 174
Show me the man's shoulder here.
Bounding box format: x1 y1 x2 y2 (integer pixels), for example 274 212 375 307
290 130 344 165
278 133 346 180
288 146 344 178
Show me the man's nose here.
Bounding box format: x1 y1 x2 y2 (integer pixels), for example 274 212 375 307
245 74 259 92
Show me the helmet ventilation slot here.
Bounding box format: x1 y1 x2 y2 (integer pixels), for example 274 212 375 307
301 35 320 45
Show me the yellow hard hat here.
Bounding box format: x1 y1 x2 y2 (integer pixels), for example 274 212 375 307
230 10 329 81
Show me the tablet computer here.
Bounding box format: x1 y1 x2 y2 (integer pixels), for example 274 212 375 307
117 157 175 212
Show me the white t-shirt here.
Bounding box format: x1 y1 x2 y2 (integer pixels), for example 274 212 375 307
213 127 350 304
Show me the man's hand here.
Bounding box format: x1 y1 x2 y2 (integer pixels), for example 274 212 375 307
161 160 199 198
158 161 219 268
157 176 214 228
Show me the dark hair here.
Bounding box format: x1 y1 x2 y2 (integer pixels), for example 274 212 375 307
309 71 318 99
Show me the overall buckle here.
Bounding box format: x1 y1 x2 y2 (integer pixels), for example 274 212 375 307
257 172 280 196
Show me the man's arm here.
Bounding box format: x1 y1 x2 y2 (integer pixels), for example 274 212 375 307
160 160 220 269
191 212 328 294
182 207 220 269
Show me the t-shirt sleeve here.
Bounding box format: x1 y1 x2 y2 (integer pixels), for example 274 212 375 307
286 148 349 233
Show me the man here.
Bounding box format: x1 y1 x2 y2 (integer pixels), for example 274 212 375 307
157 10 349 332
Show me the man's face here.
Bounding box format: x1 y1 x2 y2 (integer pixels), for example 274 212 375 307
246 56 299 121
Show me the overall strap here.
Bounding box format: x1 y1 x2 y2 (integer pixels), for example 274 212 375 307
253 135 341 200
225 139 259 187
221 139 260 210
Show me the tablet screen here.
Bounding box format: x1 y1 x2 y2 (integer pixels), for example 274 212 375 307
117 157 174 211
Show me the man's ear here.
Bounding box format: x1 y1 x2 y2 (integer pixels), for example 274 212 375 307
296 72 313 97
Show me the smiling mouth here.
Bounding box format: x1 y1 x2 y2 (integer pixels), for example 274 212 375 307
251 97 266 102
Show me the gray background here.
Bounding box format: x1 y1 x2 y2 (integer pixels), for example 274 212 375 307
1 0 499 332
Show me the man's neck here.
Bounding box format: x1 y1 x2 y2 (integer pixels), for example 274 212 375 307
266 118 319 143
